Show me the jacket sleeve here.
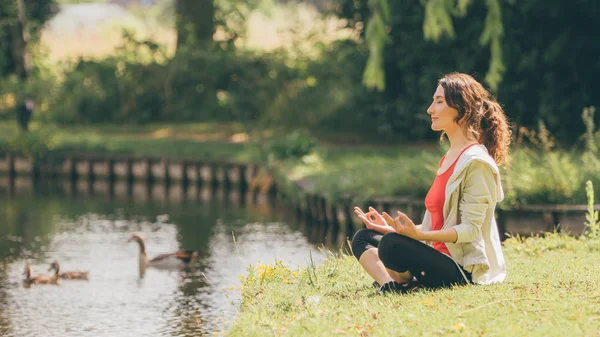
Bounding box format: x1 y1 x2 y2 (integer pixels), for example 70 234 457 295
454 161 497 244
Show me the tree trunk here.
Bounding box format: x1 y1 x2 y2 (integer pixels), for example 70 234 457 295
12 0 33 131
175 0 214 50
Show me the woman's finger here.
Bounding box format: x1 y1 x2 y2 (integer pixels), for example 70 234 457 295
370 207 383 216
381 212 395 227
396 211 413 225
354 206 365 215
357 215 370 226
365 210 383 222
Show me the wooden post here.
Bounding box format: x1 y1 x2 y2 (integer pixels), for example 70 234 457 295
266 168 278 198
210 162 219 189
223 164 232 190
238 164 248 193
164 160 171 187
126 159 134 196
31 158 41 188
108 159 115 198
146 159 154 185
542 211 555 232
195 162 203 188
295 199 303 219
328 203 341 246
88 159 95 194
304 194 314 223
406 203 415 219
108 159 116 183
7 153 16 181
343 202 355 243
317 196 329 244
496 209 507 241
181 161 190 187
87 158 95 181
69 157 78 183
552 211 561 233
319 196 329 225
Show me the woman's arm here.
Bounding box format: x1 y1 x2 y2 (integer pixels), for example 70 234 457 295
453 162 497 243
417 227 457 242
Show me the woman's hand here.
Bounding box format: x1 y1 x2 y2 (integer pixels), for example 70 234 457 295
354 206 395 234
382 211 422 240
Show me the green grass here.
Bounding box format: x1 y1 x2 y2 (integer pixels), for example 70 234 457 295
229 234 600 337
0 121 260 162
277 145 444 203
276 143 600 207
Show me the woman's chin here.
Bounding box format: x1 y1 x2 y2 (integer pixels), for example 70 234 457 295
431 124 442 131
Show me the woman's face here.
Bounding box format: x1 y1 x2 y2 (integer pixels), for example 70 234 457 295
427 85 460 132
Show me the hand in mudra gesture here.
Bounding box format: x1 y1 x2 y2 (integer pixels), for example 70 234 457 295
381 211 421 240
354 206 395 234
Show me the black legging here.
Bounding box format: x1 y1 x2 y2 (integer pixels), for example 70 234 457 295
351 229 471 288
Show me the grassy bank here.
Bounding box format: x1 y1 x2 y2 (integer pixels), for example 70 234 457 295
1 121 599 208
0 122 260 162
228 234 600 336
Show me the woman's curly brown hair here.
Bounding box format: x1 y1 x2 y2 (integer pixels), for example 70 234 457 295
438 73 512 165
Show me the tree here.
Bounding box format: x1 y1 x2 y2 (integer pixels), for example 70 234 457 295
363 0 504 92
332 0 600 142
175 0 214 50
13 0 34 130
0 0 55 131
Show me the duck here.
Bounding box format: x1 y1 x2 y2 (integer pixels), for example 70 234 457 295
23 264 59 285
128 233 199 270
49 261 89 280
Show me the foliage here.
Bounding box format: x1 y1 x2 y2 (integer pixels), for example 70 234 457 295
2 127 58 160
584 181 600 239
360 0 505 91
266 131 317 161
331 0 600 143
0 0 56 75
361 0 390 91
38 31 298 125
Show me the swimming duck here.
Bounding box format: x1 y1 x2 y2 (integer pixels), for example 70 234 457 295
128 233 199 270
23 264 59 285
49 261 89 280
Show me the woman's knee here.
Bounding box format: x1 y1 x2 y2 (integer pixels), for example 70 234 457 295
377 233 407 265
351 228 376 260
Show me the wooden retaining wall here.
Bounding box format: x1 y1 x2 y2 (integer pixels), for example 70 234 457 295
0 152 278 196
291 192 600 243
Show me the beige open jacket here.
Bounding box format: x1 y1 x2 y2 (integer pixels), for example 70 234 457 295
420 144 506 285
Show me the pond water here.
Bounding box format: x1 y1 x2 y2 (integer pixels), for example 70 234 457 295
0 179 325 337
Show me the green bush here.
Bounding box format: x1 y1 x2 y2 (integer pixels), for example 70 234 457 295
0 127 58 161
42 32 299 125
267 132 317 160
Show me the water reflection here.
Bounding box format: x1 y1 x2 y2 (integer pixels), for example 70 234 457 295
0 178 326 336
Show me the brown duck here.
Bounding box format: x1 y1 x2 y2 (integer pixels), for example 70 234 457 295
49 261 89 280
23 264 59 285
128 233 199 270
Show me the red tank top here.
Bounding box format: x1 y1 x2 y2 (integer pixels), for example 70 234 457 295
424 144 477 256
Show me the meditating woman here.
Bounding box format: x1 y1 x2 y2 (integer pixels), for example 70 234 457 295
351 72 511 294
